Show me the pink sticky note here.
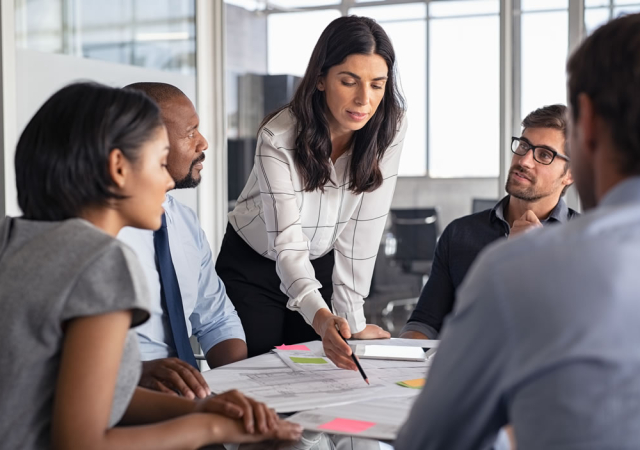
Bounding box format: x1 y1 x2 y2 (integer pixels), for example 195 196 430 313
275 344 311 351
318 418 376 434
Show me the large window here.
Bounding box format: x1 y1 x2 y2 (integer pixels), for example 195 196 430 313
267 10 341 77
428 1 499 178
585 0 640 34
15 0 196 74
225 0 639 180
520 1 568 119
349 3 427 177
264 0 500 178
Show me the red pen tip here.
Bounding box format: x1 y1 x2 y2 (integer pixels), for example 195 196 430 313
365 378 370 385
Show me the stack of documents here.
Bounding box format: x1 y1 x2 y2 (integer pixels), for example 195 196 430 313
202 338 436 439
286 396 420 440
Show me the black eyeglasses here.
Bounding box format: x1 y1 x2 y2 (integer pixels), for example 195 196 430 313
511 137 570 165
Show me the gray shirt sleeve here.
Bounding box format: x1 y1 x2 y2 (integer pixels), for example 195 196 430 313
61 242 150 327
61 242 150 426
394 251 512 450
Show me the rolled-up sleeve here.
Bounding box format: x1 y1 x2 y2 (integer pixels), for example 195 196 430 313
332 117 407 333
190 227 246 355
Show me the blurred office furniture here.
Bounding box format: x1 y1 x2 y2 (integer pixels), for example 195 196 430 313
390 208 439 274
228 73 301 205
472 198 499 214
228 138 257 204
371 208 439 334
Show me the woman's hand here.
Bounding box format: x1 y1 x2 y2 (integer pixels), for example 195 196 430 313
196 390 279 434
312 310 392 369
209 414 303 444
312 309 358 370
351 324 390 340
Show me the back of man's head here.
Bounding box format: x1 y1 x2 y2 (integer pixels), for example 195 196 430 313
124 82 185 106
567 13 640 175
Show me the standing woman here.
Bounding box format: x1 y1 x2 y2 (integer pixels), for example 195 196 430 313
217 16 407 369
0 82 300 449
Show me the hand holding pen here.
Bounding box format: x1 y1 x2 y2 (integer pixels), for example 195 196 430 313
336 326 370 385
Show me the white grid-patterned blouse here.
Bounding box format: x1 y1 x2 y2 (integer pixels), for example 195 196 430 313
228 108 407 333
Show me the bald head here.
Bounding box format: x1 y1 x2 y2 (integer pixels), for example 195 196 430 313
125 82 186 105
125 82 207 190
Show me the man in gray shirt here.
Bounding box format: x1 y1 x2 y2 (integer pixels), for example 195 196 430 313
395 12 640 450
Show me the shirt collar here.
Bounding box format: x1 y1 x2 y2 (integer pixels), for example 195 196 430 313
545 197 570 223
162 194 174 226
599 176 640 208
490 196 510 226
490 195 571 225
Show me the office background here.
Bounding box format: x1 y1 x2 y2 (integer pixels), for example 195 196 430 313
1 0 638 331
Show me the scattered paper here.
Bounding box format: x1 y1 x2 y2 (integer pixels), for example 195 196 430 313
318 418 376 434
288 395 420 440
275 344 311 351
203 366 421 413
274 349 339 372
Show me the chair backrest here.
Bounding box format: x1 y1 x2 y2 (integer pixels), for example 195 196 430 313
472 198 499 214
390 208 439 263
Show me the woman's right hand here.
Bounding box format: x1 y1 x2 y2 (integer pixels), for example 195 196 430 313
196 389 279 434
312 309 358 371
208 414 303 444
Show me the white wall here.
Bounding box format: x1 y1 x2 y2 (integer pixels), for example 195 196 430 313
393 176 581 231
392 177 500 229
6 48 197 216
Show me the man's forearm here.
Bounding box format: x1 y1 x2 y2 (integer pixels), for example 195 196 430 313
205 338 248 369
399 330 429 340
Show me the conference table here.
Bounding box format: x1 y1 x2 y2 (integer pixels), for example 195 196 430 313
200 339 436 450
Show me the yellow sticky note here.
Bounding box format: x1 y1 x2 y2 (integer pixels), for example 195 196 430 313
396 378 425 389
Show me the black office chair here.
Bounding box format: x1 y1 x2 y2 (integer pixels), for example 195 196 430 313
390 208 439 273
378 208 439 333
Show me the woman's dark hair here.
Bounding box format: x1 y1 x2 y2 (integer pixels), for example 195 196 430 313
15 82 163 221
261 15 406 194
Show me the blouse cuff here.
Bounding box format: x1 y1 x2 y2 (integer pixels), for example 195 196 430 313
294 291 331 327
334 307 367 335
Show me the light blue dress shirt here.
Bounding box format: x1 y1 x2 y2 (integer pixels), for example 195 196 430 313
395 176 640 450
119 194 245 361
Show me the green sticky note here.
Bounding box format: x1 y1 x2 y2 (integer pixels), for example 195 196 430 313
290 356 328 364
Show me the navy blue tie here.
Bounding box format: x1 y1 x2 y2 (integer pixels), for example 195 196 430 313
153 213 198 369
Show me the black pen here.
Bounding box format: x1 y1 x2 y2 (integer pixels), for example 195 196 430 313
336 327 369 385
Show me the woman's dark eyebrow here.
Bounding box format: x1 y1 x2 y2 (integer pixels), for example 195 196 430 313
337 71 388 81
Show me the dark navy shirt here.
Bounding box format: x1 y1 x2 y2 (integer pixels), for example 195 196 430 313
402 195 579 338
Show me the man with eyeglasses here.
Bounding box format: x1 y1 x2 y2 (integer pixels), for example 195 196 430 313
401 104 578 341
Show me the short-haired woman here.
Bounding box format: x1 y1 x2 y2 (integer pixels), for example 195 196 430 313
0 82 301 449
216 16 408 369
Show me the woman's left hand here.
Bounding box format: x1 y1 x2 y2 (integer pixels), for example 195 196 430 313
351 324 390 340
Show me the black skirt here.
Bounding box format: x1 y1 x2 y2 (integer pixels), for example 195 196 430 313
215 223 334 357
